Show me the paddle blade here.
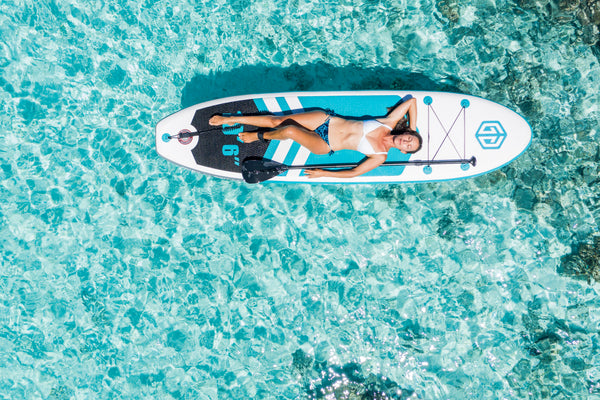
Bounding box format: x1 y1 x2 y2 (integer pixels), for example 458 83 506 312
241 158 289 183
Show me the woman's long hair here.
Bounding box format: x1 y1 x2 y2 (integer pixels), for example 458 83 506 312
386 112 422 153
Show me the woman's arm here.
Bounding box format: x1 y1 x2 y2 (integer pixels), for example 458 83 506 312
304 154 386 179
380 97 417 130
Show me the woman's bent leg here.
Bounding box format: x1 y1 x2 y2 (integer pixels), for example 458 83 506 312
278 111 329 130
239 125 331 155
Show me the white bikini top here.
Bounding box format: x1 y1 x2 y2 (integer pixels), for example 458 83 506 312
357 120 393 155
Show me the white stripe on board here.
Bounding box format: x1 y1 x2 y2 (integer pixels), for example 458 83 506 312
272 140 293 163
262 97 282 114
286 147 311 178
285 96 304 113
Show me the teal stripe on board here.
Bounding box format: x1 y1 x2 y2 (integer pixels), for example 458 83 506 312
276 97 292 114
282 142 301 166
263 141 278 161
298 95 399 117
253 98 268 112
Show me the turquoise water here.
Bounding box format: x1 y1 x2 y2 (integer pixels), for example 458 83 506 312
1 0 600 398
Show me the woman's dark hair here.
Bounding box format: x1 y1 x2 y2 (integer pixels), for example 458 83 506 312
391 126 423 154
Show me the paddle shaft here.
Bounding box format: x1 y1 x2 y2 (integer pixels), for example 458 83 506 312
283 156 476 171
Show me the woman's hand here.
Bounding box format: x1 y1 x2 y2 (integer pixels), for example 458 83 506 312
382 97 417 130
304 169 326 178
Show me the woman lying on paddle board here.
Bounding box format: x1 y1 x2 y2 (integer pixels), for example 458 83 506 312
209 97 422 178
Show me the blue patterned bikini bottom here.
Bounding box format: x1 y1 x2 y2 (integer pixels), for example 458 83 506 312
314 115 334 155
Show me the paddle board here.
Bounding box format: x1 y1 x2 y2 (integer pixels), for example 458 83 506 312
155 91 531 184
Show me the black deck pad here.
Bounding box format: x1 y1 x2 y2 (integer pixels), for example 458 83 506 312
190 99 270 173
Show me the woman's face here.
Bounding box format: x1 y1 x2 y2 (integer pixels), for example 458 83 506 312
394 134 419 154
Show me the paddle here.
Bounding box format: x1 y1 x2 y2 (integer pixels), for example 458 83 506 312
242 156 477 183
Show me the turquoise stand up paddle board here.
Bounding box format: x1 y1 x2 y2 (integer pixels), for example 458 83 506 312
155 91 531 184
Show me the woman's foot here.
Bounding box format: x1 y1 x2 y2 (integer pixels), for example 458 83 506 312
238 132 259 143
209 115 230 126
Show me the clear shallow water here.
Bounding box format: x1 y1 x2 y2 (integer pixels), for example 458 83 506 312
1 0 600 399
